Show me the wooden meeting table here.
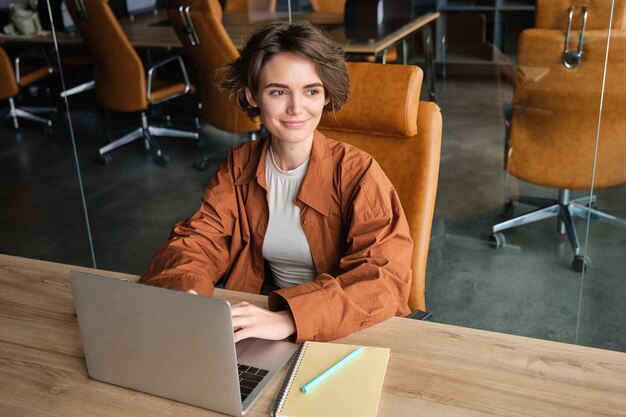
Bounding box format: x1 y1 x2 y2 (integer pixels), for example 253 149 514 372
1 253 625 416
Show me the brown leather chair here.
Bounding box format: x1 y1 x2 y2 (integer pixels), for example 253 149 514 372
223 0 275 11
168 0 259 138
489 0 626 271
318 62 442 312
66 0 200 166
0 45 56 129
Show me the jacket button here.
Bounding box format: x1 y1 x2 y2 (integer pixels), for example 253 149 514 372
303 219 309 225
313 335 319 341
317 262 324 270
361 321 368 328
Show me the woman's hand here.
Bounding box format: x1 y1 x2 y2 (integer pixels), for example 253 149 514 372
230 302 296 342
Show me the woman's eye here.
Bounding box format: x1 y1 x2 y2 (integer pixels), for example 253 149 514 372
269 90 286 96
306 89 321 96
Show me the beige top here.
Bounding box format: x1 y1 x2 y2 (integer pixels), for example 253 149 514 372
262 149 316 288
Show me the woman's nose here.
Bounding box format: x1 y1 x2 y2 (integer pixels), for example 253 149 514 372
286 95 303 115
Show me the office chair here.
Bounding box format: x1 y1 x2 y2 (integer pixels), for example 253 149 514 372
168 0 260 170
66 0 200 166
0 45 56 129
318 62 442 313
489 0 626 271
223 0 275 11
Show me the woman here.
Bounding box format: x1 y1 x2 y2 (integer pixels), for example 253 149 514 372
141 21 413 343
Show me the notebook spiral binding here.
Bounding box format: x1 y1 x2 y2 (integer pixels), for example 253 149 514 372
270 342 309 417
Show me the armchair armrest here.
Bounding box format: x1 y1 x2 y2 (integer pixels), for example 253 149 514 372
14 47 54 85
146 55 191 104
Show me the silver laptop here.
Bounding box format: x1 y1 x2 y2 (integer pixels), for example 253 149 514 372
69 271 298 416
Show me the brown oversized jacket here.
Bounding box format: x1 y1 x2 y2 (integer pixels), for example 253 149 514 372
141 131 413 342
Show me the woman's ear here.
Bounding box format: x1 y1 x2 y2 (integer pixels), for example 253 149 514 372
245 87 258 108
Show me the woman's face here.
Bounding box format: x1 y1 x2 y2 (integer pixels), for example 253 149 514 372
245 53 330 146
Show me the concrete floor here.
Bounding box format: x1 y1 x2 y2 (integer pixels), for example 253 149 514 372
2 73 625 353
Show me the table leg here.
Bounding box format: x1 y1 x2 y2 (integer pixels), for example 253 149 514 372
402 39 408 65
421 24 437 102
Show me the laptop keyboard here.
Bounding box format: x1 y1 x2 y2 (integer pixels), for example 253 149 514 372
238 364 269 402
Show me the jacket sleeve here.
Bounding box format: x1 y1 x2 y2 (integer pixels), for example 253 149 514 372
140 151 238 296
268 161 413 343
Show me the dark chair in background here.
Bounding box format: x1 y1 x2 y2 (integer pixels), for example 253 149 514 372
66 0 200 166
489 0 626 271
0 45 56 129
318 62 442 312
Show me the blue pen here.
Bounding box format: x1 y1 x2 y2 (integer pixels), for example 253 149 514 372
300 346 365 393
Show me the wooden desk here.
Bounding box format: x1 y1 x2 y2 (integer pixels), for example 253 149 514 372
3 253 624 416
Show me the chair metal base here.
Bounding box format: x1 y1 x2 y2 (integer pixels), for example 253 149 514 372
60 80 96 98
99 111 199 166
3 97 54 128
490 189 626 271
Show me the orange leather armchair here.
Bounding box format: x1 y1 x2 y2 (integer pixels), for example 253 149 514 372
168 0 259 136
318 62 442 312
489 0 626 271
0 45 56 129
66 0 200 166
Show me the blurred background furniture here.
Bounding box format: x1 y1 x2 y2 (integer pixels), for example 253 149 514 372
309 0 343 13
311 0 399 64
66 0 200 166
223 0 276 11
168 0 260 170
489 0 626 271
318 62 442 312
0 45 56 129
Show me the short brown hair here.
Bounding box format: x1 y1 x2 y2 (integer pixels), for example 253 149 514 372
221 21 349 120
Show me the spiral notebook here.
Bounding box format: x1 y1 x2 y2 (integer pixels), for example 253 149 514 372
271 341 390 417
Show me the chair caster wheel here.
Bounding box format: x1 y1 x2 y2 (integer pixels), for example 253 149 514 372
154 154 169 166
488 232 505 249
572 255 590 272
95 153 112 165
503 201 514 217
193 156 211 171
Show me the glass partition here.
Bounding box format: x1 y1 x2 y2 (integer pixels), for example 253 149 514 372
427 0 625 352
575 0 626 352
8 0 620 352
0 0 95 267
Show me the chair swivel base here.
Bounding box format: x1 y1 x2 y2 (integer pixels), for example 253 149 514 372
489 190 626 272
98 112 200 166
3 98 55 129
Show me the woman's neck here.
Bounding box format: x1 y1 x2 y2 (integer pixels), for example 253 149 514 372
269 135 314 171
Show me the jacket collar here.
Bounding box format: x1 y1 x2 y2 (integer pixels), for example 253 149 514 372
234 130 333 217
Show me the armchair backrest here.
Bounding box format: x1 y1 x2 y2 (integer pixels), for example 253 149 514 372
535 0 626 30
66 0 147 112
318 62 442 311
0 46 19 100
168 0 259 133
